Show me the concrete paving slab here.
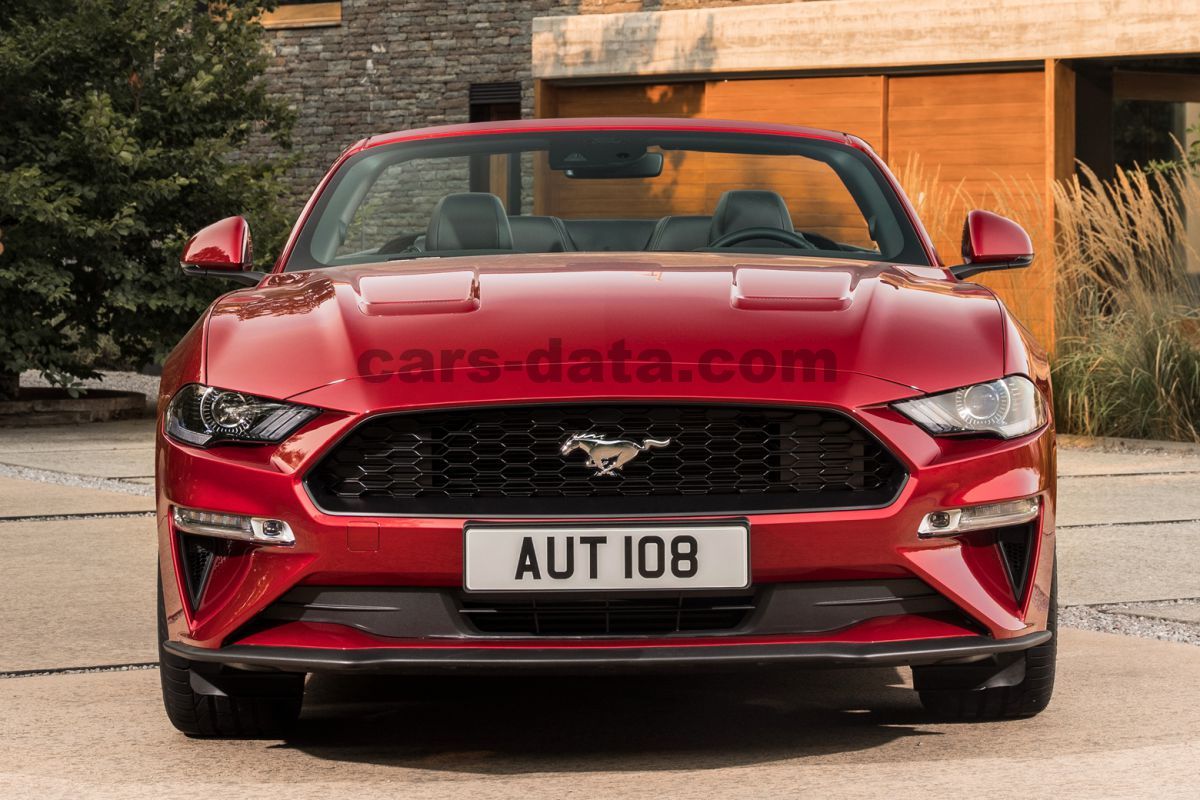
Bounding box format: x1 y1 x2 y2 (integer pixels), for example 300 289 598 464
0 476 154 517
1104 600 1200 624
1058 521 1200 606
0 630 1197 799
0 448 154 479
1057 472 1200 527
1058 447 1200 477
0 517 157 672
0 418 155 453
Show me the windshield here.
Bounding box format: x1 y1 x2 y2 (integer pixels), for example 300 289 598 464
285 129 929 270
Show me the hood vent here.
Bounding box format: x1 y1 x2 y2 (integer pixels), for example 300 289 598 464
731 266 855 311
354 269 479 316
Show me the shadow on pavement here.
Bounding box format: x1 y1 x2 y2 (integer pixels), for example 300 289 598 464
281 668 941 772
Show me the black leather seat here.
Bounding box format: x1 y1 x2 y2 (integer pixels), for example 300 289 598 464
425 192 514 251
509 215 575 253
647 215 712 251
563 219 657 252
708 190 795 245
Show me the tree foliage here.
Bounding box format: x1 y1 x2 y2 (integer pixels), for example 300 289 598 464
0 0 293 398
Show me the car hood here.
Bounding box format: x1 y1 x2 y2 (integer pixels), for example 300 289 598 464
203 252 1004 401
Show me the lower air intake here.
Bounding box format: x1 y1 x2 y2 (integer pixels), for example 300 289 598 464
459 593 756 636
178 533 222 609
996 523 1036 600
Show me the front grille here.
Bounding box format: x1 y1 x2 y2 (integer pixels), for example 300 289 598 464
306 404 905 516
460 593 756 636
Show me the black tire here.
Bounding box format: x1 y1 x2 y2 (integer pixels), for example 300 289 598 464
916 566 1057 720
158 574 303 738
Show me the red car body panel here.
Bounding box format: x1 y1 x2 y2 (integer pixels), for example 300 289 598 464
202 255 1003 402
157 118 1054 673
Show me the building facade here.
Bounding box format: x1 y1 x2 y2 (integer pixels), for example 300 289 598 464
259 1 779 206
258 0 1200 346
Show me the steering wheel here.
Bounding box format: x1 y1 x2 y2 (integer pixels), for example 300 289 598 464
709 227 819 250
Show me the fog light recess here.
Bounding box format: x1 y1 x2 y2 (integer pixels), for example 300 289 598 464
918 497 1040 538
172 506 295 546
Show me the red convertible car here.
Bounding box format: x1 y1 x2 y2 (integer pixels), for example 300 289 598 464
157 118 1055 737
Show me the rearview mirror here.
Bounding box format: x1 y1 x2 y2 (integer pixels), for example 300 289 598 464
950 210 1033 280
180 216 264 285
565 153 664 179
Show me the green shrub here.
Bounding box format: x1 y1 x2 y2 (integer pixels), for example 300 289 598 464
1053 305 1200 441
0 0 293 399
1052 165 1200 442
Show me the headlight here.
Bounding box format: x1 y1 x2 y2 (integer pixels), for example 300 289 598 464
893 375 1046 439
165 384 319 446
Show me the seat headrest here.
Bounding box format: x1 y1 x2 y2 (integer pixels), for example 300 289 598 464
509 215 574 253
647 215 713 251
709 190 795 242
425 193 513 251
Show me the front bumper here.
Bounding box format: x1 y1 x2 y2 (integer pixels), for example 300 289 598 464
157 389 1057 659
165 630 1052 674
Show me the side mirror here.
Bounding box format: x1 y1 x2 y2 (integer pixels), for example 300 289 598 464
180 216 264 286
950 210 1034 280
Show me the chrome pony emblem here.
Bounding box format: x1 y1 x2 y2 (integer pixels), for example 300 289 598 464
560 432 672 477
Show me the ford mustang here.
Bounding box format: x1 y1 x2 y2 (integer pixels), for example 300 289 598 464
157 117 1056 737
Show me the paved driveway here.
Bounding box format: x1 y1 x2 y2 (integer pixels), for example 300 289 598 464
1 421 1198 798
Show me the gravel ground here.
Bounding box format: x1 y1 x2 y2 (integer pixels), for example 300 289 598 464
1058 433 1200 456
20 369 158 409
1062 602 1200 646
0 463 154 496
0 662 158 680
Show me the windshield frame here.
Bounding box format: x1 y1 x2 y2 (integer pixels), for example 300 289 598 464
280 126 935 272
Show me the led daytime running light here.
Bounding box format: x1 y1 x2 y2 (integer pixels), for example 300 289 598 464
172 506 295 546
918 497 1041 538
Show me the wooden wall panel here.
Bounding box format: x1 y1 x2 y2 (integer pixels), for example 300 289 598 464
702 77 885 248
261 2 341 29
547 82 705 118
887 72 1045 243
887 70 1052 343
703 76 884 147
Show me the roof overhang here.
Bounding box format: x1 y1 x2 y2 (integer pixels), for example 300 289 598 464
533 0 1200 81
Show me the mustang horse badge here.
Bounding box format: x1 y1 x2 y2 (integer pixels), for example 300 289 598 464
560 432 672 476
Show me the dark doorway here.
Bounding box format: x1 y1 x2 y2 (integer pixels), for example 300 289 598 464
469 82 523 212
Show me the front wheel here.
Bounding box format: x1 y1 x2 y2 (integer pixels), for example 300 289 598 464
158 573 304 738
915 567 1057 720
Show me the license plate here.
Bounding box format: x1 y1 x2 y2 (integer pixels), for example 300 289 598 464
463 524 750 592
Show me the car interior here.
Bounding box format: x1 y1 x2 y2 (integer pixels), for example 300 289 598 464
402 189 865 256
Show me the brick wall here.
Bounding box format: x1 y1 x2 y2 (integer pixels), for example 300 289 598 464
253 0 819 211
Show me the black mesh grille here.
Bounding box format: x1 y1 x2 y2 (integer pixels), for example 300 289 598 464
179 533 220 608
1000 539 1028 581
306 404 906 516
460 593 755 636
997 523 1036 599
241 580 965 642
